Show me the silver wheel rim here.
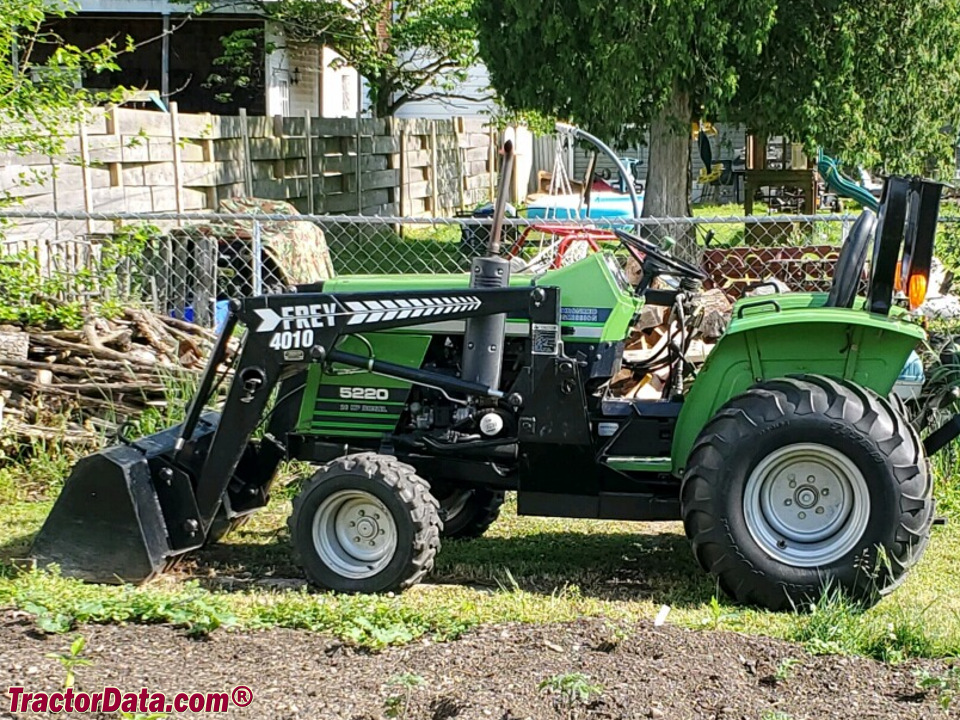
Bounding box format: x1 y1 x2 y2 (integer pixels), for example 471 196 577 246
312 490 398 579
743 443 870 567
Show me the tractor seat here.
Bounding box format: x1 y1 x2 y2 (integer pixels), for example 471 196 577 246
825 209 877 309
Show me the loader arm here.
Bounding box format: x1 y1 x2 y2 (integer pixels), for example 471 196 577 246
193 286 549 526
32 285 560 584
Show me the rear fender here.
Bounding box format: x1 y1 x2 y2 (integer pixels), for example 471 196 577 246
672 301 924 474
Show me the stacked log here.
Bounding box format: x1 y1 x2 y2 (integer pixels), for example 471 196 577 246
0 311 225 447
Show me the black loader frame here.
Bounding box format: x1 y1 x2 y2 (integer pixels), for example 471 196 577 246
33 283 566 583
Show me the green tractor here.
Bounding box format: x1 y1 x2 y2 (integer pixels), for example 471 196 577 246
32 145 958 611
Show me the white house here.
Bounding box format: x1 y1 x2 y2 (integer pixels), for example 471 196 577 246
53 0 364 118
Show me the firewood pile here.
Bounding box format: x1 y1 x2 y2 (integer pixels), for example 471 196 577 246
0 310 224 447
610 288 734 401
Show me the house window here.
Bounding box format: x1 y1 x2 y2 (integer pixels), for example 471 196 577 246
342 75 352 114
278 79 290 116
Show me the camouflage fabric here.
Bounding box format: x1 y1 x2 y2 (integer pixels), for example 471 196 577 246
184 198 335 286
217 197 335 285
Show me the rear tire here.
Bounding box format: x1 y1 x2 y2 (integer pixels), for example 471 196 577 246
289 453 441 593
431 484 505 539
681 375 933 610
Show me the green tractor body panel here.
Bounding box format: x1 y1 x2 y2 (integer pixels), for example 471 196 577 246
297 333 432 438
670 293 925 473
540 254 641 343
304 255 639 440
323 253 640 345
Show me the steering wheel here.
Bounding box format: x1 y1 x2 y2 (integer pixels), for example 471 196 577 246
614 229 707 281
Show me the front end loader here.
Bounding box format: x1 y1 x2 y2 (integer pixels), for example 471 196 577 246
31 145 960 610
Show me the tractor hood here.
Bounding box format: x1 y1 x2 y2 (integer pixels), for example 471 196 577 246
322 253 641 344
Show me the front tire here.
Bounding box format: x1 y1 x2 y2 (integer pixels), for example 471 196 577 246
681 375 933 610
289 453 441 593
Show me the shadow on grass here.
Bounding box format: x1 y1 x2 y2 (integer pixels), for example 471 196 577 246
0 509 716 609
191 526 716 608
0 532 36 562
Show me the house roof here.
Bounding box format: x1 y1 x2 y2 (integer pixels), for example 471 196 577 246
78 0 254 14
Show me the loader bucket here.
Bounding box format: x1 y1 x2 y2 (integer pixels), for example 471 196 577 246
31 412 221 584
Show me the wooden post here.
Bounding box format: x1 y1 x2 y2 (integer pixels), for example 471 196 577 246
77 113 94 234
488 126 496 202
806 169 817 214
398 123 407 217
355 73 363 214
201 112 216 209
316 129 326 213
107 106 123 191
239 108 254 197
170 101 184 217
386 117 400 234
50 154 61 244
272 114 285 186
304 110 315 214
430 122 439 215
455 117 466 211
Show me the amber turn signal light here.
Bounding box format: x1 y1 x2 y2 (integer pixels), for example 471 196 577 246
908 272 928 310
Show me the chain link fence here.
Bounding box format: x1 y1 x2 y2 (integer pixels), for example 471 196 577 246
2 207 958 327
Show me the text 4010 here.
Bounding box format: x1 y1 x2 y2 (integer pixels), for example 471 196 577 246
269 329 315 350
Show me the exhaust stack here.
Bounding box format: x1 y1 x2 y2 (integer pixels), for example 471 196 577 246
461 140 514 390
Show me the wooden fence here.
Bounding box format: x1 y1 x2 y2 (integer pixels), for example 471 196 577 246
0 106 498 218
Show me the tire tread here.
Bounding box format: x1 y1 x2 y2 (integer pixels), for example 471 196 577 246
289 452 441 592
681 375 934 610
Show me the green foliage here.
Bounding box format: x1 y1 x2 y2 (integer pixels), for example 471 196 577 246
595 620 630 651
539 672 603 718
383 673 424 719
700 593 741 630
0 0 123 165
0 251 86 328
0 223 159 329
12 573 237 638
475 0 960 201
790 587 871 656
0 431 81 503
936 221 960 276
915 666 960 711
204 28 272 105
485 101 556 136
476 0 775 145
786 586 942 662
250 590 473 648
760 712 793 720
45 635 91 688
212 0 481 117
773 657 801 682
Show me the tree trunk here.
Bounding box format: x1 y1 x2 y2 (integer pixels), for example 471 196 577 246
374 81 391 118
642 84 696 261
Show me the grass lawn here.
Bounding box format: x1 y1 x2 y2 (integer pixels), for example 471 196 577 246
323 221 468 275
320 203 858 277
2 460 960 658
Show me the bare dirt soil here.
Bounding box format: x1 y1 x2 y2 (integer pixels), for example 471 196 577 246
0 612 952 720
